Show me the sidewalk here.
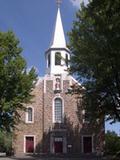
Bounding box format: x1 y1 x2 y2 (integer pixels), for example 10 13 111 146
0 155 99 160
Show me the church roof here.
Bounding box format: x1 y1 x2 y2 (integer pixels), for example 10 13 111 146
50 7 66 48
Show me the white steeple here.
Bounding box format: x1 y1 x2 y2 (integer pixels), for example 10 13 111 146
50 7 66 48
45 2 70 75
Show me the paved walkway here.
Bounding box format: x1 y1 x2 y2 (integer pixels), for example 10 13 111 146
0 158 99 160
0 153 102 160
0 156 101 160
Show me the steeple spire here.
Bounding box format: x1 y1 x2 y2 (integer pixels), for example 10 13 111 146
45 0 70 75
50 0 66 48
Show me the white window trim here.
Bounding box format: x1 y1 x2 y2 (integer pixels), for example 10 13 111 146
55 52 61 66
82 110 90 124
52 96 64 123
81 135 94 153
24 135 36 153
25 106 34 123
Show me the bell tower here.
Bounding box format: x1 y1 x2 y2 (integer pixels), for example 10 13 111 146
45 0 70 75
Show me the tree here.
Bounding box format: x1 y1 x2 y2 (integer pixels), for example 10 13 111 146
105 131 120 155
68 0 120 122
0 130 13 155
0 31 37 132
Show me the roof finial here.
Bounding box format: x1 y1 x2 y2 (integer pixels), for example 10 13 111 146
56 0 62 8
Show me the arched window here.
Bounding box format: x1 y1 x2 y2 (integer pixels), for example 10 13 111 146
54 98 62 123
48 54 50 68
55 52 61 65
65 54 68 67
26 107 33 123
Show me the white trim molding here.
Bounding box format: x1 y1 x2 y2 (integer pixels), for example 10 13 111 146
81 135 94 153
82 110 90 124
24 135 36 153
52 96 64 123
25 106 34 124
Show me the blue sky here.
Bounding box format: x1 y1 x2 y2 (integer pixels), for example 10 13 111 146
0 0 119 135
0 0 81 76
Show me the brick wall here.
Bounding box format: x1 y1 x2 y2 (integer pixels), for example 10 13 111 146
13 75 104 155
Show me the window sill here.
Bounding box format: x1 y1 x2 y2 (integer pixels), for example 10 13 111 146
25 121 34 124
54 89 62 94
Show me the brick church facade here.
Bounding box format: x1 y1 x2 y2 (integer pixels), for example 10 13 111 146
13 4 104 156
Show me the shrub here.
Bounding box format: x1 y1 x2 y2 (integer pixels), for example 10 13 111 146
0 131 12 155
105 131 120 155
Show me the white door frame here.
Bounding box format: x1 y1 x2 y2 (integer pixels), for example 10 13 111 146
81 135 94 153
24 135 36 153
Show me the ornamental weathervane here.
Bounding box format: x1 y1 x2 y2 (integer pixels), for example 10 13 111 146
56 0 62 8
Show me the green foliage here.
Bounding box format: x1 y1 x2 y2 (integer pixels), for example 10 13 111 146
105 131 120 155
69 0 120 122
0 31 37 132
0 131 5 152
0 131 12 154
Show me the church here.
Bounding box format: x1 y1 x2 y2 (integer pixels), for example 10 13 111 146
13 2 104 156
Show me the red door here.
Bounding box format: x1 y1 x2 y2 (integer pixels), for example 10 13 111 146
54 141 63 153
83 137 92 153
26 137 34 153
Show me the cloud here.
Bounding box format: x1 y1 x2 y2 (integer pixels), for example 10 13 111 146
69 0 89 8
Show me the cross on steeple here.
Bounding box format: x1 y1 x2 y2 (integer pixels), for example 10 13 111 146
56 0 62 8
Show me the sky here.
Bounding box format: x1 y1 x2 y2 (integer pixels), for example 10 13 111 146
0 0 83 76
0 0 89 75
0 0 119 135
